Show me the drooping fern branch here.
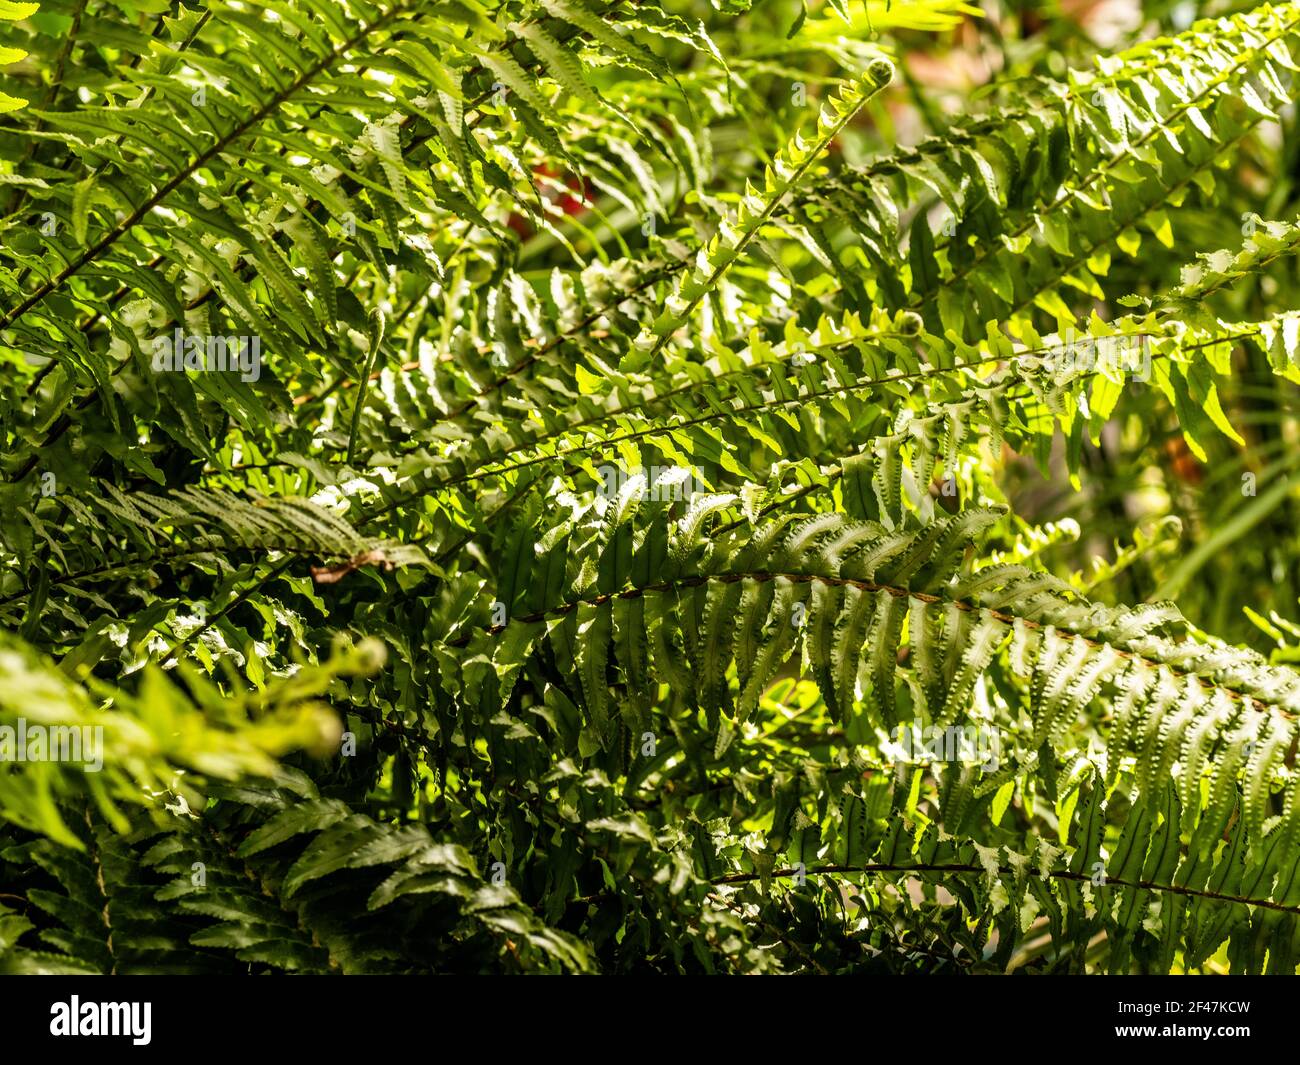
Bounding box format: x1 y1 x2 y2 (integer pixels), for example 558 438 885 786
5 0 1300 976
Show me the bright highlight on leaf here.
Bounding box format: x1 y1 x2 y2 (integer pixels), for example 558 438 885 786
3 0 1300 979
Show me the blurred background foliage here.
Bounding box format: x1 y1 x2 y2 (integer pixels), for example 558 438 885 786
3 0 1300 973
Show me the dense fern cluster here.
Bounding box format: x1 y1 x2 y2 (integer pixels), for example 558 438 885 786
4 0 1300 974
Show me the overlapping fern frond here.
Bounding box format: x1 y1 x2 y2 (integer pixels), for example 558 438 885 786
4 0 1300 974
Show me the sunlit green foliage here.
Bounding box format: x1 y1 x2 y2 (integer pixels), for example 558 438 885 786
3 0 1300 974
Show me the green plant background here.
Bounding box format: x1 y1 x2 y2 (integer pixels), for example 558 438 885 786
3 0 1300 973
